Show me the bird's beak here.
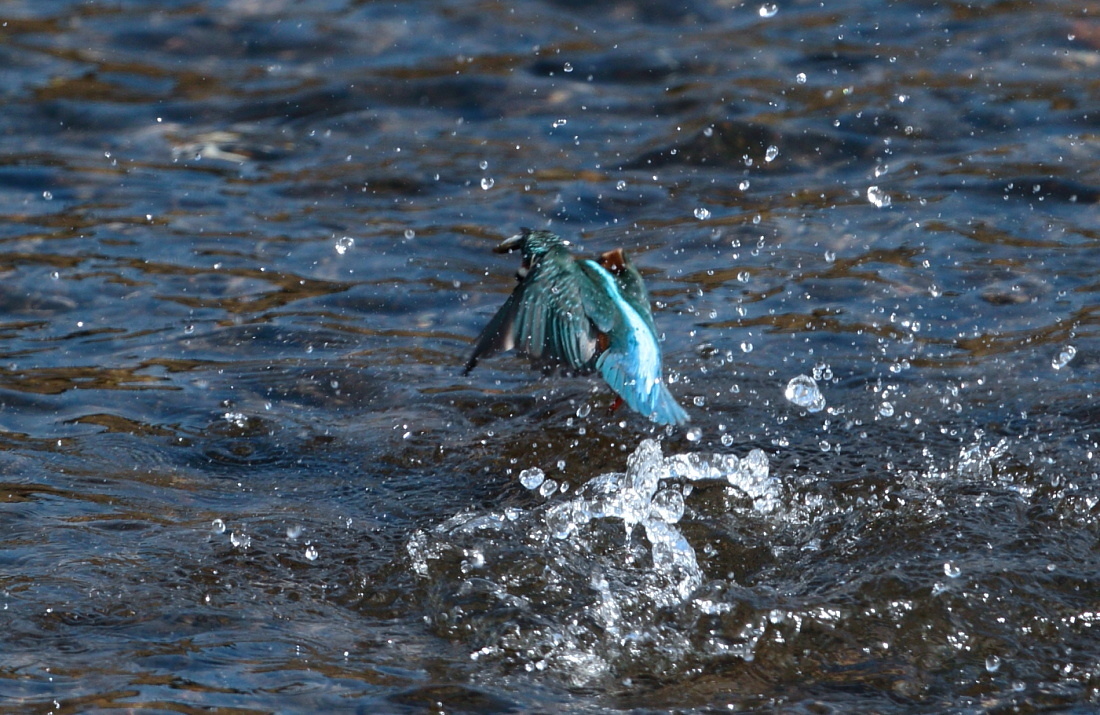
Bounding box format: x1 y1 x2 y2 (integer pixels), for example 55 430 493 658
494 232 527 253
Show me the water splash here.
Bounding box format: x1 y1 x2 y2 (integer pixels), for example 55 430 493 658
406 439 779 684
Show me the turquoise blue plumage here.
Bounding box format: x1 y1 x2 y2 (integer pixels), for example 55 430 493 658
465 229 689 426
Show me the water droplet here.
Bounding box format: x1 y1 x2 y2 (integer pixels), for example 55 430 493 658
478 159 489 170
740 341 754 353
824 250 836 263
538 478 559 498
615 180 627 190
867 185 891 207
334 236 355 255
943 561 961 578
985 655 1002 673
739 179 750 191
404 229 416 240
693 395 705 407
1052 345 1076 370
552 118 567 128
230 531 251 549
795 72 807 84
720 433 734 447
784 375 826 412
42 191 53 200
764 145 779 162
759 2 779 17
211 518 226 534
480 177 495 190
519 467 546 490
286 524 303 540
576 403 592 418
879 401 895 417
874 163 890 178
694 207 711 220
685 427 702 442
305 544 319 561
563 62 573 72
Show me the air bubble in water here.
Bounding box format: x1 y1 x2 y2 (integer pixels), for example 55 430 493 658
1052 345 1076 370
519 467 546 490
784 375 825 412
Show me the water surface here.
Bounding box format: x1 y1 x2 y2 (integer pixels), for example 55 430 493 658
1 0 1099 711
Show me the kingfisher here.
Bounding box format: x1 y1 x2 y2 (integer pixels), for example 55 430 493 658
464 228 689 426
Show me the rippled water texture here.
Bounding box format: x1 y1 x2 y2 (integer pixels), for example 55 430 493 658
1 0 1099 711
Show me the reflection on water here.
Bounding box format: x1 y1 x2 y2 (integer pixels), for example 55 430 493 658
1 0 1099 711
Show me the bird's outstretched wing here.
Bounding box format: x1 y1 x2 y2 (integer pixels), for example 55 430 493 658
465 246 616 374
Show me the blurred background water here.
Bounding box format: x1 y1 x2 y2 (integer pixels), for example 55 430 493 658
0 0 1098 711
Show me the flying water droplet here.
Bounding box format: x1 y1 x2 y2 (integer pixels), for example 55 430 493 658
784 375 825 412
576 403 592 418
759 2 779 17
943 561 961 578
867 185 891 207
764 145 779 162
404 229 416 240
1052 345 1076 370
739 179 750 191
480 177 495 190
985 655 1002 673
693 207 711 220
286 524 303 540
879 401 895 417
538 478 559 498
519 467 546 490
334 236 355 255
305 544 319 561
685 427 702 442
211 519 226 534
552 118 567 128
795 72 807 84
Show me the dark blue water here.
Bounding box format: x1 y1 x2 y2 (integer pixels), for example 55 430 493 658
1 0 1098 711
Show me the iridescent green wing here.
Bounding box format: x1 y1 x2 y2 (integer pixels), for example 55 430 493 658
466 245 615 373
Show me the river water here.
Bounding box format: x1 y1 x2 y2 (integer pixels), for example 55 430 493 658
1 0 1099 712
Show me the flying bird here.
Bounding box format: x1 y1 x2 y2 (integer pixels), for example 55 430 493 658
464 229 689 426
